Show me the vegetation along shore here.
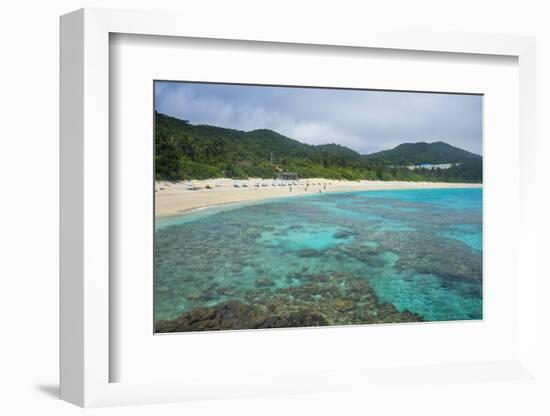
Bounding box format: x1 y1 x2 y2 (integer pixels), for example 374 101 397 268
155 112 482 217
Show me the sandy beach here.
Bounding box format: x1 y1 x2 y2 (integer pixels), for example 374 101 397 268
155 178 482 217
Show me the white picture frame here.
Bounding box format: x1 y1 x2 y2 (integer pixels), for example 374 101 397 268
60 7 538 408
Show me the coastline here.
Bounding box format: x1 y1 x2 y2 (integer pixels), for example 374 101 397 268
155 178 482 218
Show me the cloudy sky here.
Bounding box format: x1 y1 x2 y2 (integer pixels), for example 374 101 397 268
155 81 483 155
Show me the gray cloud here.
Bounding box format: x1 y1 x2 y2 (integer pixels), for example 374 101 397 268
155 81 482 155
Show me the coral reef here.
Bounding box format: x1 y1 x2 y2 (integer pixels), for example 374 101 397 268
155 188 482 328
156 272 422 333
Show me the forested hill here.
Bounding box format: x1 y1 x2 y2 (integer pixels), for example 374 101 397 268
155 112 482 183
364 141 482 166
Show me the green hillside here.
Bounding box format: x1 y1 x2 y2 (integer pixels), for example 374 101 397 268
155 112 482 183
364 141 481 166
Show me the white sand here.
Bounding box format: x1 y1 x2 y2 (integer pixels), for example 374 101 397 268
155 178 482 217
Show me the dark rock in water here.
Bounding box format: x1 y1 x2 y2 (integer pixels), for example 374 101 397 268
244 231 262 240
155 301 328 333
201 290 218 301
303 274 330 283
259 311 327 328
399 309 423 321
297 249 322 258
396 247 482 283
156 270 425 333
350 251 385 268
333 230 356 239
287 224 303 230
156 301 265 332
255 278 275 287
373 303 423 323
383 231 482 282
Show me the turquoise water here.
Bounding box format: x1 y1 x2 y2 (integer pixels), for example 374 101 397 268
155 187 483 325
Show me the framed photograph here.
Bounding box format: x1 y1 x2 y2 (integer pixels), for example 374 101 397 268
60 8 538 408
153 81 483 334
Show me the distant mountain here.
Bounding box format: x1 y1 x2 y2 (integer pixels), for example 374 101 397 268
364 141 481 166
155 112 482 183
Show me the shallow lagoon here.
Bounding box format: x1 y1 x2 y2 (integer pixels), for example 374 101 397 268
155 188 482 328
